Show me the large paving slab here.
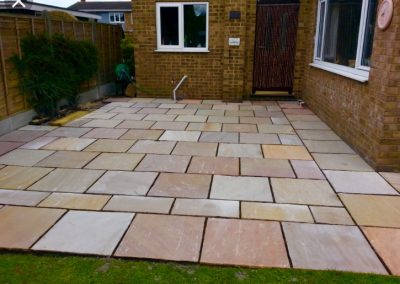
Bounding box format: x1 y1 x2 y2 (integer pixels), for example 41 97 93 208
0 206 65 249
290 160 325 179
135 154 191 173
241 158 295 178
199 132 238 143
115 214 204 262
20 137 58 150
104 196 173 214
172 198 239 218
0 141 24 155
0 166 53 189
380 172 400 192
160 130 201 142
313 154 374 171
262 145 312 160
84 139 135 153
82 128 128 139
42 138 96 151
283 222 387 274
310 206 354 225
172 141 218 156
0 189 49 206
120 129 164 140
187 156 239 176
128 140 176 154
201 219 289 267
38 193 110 210
36 151 99 168
85 153 144 171
0 130 48 142
0 149 54 166
218 143 263 158
33 211 134 255
303 140 355 154
45 127 92 138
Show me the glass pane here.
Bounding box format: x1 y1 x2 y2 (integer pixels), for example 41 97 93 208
120 13 125 22
115 14 120 22
184 4 207 48
323 0 362 67
160 7 179 46
361 0 377 66
316 2 326 58
110 14 115 22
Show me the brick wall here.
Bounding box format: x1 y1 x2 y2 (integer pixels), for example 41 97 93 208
301 0 400 171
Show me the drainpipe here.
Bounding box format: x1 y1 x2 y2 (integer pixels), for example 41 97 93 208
173 75 188 103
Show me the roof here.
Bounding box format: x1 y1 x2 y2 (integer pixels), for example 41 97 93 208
0 1 101 20
68 1 132 12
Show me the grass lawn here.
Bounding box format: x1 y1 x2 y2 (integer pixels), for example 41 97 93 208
0 252 398 283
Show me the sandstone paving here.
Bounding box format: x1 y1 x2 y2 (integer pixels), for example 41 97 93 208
310 206 354 225
186 122 222 132
0 189 49 206
36 151 99 168
0 130 48 142
0 149 54 166
39 193 110 210
19 137 58 150
199 132 238 143
241 158 295 178
262 145 312 160
135 154 191 173
160 130 201 142
151 121 188 130
240 133 280 144
104 196 173 214
218 143 263 158
297 130 341 141
129 140 176 154
0 166 53 189
85 153 144 171
82 128 128 139
82 119 122 128
84 139 135 153
172 141 218 157
120 129 164 140
303 140 355 154
0 141 24 155
380 172 400 192
257 124 295 134
290 160 325 179
313 153 374 171
187 156 239 176
172 198 239 218
278 134 303 145
42 137 96 151
45 127 92 138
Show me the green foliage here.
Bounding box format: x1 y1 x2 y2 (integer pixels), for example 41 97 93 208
12 34 98 117
120 37 135 76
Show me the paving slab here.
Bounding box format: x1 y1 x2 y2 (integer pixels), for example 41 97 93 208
240 117 272 124
223 124 258 133
108 107 140 114
258 124 295 134
218 143 263 158
196 110 225 116
88 171 158 196
278 134 303 145
104 196 173 214
0 206 65 249
207 116 238 124
135 154 191 173
186 122 222 132
172 198 239 218
29 168 104 193
272 178 342 206
325 171 398 195
160 130 201 142
82 119 122 128
166 109 196 115
172 141 218 157
340 194 400 228
120 129 164 140
175 115 207 123
159 103 185 109
129 140 176 154
83 112 118 119
0 130 48 142
255 111 285 118
19 125 58 131
151 121 188 130
144 114 177 122
83 128 128 139
262 145 312 160
39 193 110 210
116 120 155 129
84 139 135 153
297 130 341 141
201 218 289 267
271 117 290 125
115 214 204 262
291 160 325 179
362 227 400 275
112 113 146 120
292 121 330 130
20 137 58 150
225 110 254 117
149 173 211 198
313 154 374 171
310 206 354 225
0 189 49 206
45 127 92 138
199 132 238 143
42 138 95 151
0 149 54 166
65 119 93 127
0 166 53 189
286 114 322 122
212 105 238 111
187 156 239 176
137 108 167 114
380 172 400 192
240 133 280 144
211 175 272 202
85 153 144 171
242 202 313 223
303 140 355 154
36 151 99 168
33 211 133 256
241 158 295 178
0 141 24 155
283 222 387 274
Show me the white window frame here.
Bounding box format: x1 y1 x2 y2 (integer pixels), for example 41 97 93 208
109 12 125 23
156 2 209 52
311 0 374 82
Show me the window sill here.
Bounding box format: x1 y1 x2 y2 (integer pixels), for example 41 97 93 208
309 62 369 83
155 49 210 53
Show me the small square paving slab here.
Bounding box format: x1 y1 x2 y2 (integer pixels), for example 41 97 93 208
325 171 398 195
129 140 176 154
0 166 53 189
258 124 295 134
262 145 312 160
240 133 280 144
241 158 295 178
120 129 164 140
0 189 49 206
0 149 54 166
201 219 289 267
160 131 201 142
135 154 190 173
42 137 95 151
380 172 400 192
362 227 400 275
313 154 374 171
39 193 110 210
291 160 325 179
186 123 222 132
45 127 92 138
340 194 400 228
211 175 272 202
84 139 135 153
272 178 342 206
218 143 263 158
85 153 144 171
115 214 204 262
29 168 104 193
104 196 173 214
88 171 157 195
151 121 188 130
0 130 48 142
187 156 239 176
0 206 65 249
36 151 99 169
310 206 354 225
82 119 122 128
0 141 24 155
116 120 155 129
297 130 341 141
20 137 58 150
278 134 303 145
172 141 218 157
149 173 211 198
222 124 257 133
82 128 128 139
33 211 134 256
242 202 313 223
172 198 239 218
303 140 355 154
283 223 386 274
199 132 238 143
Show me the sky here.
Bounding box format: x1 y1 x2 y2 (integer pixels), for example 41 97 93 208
32 0 127 8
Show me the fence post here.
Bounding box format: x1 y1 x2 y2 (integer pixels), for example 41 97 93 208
92 21 101 100
0 30 10 117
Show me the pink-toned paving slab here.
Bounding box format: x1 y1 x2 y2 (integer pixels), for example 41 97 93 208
135 154 191 173
0 130 48 142
0 142 24 155
187 156 239 176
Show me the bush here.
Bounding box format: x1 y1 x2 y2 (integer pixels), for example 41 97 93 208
12 34 98 118
120 37 134 77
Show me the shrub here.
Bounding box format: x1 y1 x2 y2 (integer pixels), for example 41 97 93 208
120 37 134 77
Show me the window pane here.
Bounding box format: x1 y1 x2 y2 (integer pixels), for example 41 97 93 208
110 14 115 22
120 13 125 22
316 2 326 58
323 0 362 67
161 7 179 46
184 4 207 48
115 14 120 22
362 0 377 66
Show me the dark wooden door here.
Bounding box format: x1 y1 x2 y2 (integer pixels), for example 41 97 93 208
253 1 299 93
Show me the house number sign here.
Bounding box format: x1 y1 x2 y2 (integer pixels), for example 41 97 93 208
377 0 394 31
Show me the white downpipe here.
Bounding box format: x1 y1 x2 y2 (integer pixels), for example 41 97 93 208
173 75 188 103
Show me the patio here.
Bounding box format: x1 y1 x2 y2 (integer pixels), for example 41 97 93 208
0 98 398 275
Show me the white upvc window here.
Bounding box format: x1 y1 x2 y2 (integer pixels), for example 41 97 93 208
110 12 125 23
156 2 209 52
312 0 378 82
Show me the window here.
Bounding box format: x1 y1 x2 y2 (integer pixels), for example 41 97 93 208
109 12 125 23
156 3 209 52
313 0 377 81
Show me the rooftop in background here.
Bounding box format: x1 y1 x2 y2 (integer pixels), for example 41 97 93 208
68 1 132 12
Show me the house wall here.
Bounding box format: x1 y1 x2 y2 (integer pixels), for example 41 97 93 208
301 0 400 171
